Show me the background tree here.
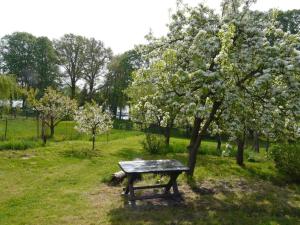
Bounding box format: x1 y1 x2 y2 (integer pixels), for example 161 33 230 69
0 74 19 139
83 38 112 102
0 32 37 90
34 37 59 95
75 102 112 150
277 9 300 34
55 34 88 99
104 50 142 117
0 32 59 101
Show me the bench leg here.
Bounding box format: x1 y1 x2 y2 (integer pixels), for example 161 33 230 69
123 173 136 195
124 185 129 195
128 174 136 206
164 172 180 195
172 179 179 195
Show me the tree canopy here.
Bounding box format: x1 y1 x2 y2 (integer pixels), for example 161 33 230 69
104 50 143 117
0 32 58 92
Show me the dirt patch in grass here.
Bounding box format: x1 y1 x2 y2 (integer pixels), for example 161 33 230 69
20 154 35 160
2 151 36 159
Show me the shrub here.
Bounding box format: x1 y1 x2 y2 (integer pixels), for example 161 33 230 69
0 140 43 150
141 133 166 154
270 143 300 182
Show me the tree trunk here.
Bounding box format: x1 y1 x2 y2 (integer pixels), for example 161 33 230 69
50 118 55 137
186 117 202 176
265 136 270 152
216 133 221 152
50 126 55 138
22 97 26 112
187 136 202 176
164 126 171 147
118 107 122 120
112 106 118 118
187 101 222 177
253 130 259 152
9 97 13 117
88 80 94 102
185 125 191 138
71 79 76 99
188 117 202 150
236 137 245 166
92 135 95 150
41 119 47 145
128 105 131 121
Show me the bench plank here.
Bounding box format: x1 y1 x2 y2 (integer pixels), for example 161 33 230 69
119 159 189 174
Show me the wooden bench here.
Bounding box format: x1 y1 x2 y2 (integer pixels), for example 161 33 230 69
118 159 189 205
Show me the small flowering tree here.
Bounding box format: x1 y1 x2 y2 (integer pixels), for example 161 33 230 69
75 102 113 150
28 87 77 142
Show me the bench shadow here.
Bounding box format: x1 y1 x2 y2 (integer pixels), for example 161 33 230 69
107 180 300 225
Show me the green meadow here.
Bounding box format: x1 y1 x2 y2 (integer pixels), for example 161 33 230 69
0 118 299 225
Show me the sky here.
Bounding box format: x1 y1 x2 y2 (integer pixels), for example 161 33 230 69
0 0 299 54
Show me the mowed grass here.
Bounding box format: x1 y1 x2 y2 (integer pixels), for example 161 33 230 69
0 118 299 225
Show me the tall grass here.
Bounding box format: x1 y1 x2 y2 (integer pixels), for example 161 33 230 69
0 140 43 150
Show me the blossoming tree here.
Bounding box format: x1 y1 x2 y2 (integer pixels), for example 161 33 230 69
127 50 183 146
28 87 77 142
75 102 113 150
131 0 300 176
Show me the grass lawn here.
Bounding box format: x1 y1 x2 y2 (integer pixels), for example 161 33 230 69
0 118 299 225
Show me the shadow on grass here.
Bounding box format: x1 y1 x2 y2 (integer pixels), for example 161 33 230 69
241 165 288 186
191 155 286 185
107 179 300 225
102 146 300 224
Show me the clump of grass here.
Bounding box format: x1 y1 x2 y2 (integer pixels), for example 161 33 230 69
0 140 43 150
141 133 166 154
61 147 102 159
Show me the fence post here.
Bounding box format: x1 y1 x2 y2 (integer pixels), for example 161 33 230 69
4 117 8 140
36 112 39 139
